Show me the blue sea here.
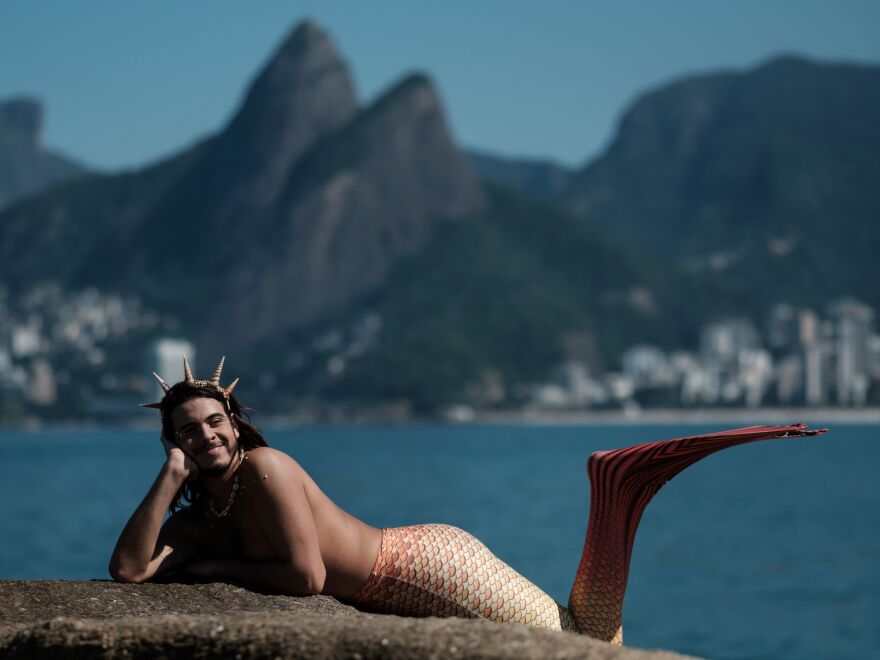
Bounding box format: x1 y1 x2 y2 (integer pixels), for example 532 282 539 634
1 423 877 659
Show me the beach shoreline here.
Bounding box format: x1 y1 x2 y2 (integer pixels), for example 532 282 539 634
3 406 879 432
466 406 880 426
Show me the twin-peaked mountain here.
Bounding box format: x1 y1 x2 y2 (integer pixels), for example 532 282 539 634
71 22 486 360
0 21 679 409
1 25 485 339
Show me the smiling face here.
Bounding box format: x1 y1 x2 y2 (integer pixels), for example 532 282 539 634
171 397 241 476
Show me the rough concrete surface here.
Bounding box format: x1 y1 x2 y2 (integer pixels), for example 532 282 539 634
0 581 694 659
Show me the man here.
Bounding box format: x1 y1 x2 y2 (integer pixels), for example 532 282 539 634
111 357 825 644
109 357 381 598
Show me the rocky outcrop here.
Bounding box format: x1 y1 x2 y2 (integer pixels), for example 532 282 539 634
563 56 880 311
0 97 86 210
0 581 691 659
213 19 360 208
200 73 487 351
0 19 487 363
78 20 361 302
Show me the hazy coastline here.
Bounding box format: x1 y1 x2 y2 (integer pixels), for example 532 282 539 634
3 406 879 433
470 406 880 426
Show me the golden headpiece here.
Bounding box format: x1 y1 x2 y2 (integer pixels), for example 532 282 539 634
140 356 239 410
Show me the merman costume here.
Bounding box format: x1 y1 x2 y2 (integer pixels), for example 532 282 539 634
344 424 826 643
142 359 826 644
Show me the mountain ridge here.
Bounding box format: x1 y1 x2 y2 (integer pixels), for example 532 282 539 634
1 36 876 415
0 21 490 378
562 54 880 312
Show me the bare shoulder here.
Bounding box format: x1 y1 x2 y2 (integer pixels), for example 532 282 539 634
241 447 305 486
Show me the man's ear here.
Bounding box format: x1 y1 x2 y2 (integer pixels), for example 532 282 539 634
231 416 240 439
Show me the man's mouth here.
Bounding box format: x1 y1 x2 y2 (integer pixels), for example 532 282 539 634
197 443 224 456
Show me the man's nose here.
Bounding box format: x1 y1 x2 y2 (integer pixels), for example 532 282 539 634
195 423 217 442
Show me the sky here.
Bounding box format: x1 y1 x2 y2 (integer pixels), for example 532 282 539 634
2 1 879 171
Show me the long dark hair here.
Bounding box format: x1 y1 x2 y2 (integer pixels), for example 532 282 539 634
158 382 268 513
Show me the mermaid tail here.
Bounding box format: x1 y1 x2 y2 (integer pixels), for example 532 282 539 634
347 424 826 644
568 423 826 643
347 524 577 630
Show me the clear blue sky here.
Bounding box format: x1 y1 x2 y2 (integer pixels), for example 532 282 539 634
2 1 879 171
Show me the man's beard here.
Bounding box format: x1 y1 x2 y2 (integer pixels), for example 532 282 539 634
198 452 236 477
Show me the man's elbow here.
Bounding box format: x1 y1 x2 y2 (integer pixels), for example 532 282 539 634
293 562 326 595
108 560 148 584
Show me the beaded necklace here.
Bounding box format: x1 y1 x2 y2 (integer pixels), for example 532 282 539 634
208 451 245 518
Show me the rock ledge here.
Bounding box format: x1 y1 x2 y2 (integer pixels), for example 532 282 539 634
0 581 691 659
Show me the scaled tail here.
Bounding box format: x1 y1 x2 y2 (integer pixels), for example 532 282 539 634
567 423 826 643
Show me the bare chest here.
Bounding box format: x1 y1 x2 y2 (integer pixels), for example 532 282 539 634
196 494 277 561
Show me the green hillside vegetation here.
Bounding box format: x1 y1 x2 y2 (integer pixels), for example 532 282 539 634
0 141 207 294
2 43 877 418
565 56 880 312
261 186 725 412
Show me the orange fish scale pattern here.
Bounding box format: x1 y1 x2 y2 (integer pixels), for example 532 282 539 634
347 524 578 631
344 425 825 645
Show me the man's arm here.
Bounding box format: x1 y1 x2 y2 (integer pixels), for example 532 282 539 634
186 448 326 595
108 445 198 583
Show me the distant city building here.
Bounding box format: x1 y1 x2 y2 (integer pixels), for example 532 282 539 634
803 337 831 406
868 334 880 380
798 309 819 346
828 298 874 406
11 318 42 358
148 338 195 397
541 361 608 408
701 318 759 367
738 347 773 407
766 303 799 352
622 344 670 384
775 353 803 404
28 358 57 406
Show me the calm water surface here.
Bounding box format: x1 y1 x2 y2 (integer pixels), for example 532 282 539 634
1 423 876 659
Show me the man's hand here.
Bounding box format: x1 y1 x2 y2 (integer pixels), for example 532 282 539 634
109 440 202 584
161 433 199 481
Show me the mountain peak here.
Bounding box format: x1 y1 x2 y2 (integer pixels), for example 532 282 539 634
255 19 346 92
361 73 440 125
0 96 86 211
0 97 43 147
193 20 359 209
388 72 433 94
200 69 486 348
278 18 330 53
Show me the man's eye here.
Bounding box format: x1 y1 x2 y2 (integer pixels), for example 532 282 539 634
209 418 223 427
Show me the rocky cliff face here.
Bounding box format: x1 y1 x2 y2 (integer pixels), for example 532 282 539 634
0 581 690 660
11 24 869 414
76 21 361 299
0 98 86 210
201 74 487 351
563 56 880 310
165 20 359 220
0 20 487 367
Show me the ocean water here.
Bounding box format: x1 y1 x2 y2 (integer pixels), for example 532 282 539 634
1 422 876 659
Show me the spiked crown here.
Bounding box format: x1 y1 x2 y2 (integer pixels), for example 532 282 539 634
140 356 239 410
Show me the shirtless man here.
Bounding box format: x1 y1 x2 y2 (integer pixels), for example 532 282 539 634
109 359 381 598
111 357 825 644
